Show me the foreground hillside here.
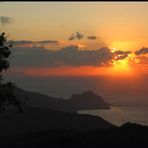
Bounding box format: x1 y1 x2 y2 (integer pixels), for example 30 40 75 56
0 123 148 148
0 107 115 136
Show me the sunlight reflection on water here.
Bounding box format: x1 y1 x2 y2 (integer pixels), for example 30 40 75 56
78 106 148 126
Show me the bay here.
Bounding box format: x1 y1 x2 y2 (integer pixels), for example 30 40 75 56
78 106 148 126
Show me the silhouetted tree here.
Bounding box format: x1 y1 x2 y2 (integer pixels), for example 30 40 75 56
0 32 24 113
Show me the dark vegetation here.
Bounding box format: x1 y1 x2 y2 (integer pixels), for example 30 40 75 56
0 107 115 136
0 122 148 147
0 32 26 113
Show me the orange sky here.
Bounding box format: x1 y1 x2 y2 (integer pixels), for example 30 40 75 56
0 2 148 77
12 63 147 77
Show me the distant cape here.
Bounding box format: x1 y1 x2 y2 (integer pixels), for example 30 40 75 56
14 88 111 112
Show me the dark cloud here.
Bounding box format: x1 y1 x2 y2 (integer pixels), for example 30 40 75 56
0 16 13 25
9 40 59 47
69 33 99 41
10 45 114 68
10 44 135 68
114 50 131 55
35 40 59 45
68 32 84 40
76 32 84 39
87 35 97 40
135 47 148 55
113 50 131 60
97 47 112 65
133 47 148 64
12 40 32 45
114 54 128 60
68 34 75 40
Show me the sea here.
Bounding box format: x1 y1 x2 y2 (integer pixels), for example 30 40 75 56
78 106 148 126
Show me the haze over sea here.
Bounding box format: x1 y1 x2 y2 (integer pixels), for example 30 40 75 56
5 75 147 105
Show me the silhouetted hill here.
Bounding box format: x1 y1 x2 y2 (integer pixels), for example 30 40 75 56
65 91 111 111
14 87 66 110
1 122 148 148
0 107 115 136
14 88 111 112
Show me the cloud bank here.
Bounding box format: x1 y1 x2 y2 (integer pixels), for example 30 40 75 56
11 45 115 68
7 40 60 47
9 40 148 69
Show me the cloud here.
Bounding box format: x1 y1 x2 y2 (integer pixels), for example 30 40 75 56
135 47 148 55
68 32 84 40
133 47 148 64
75 32 84 39
114 54 128 60
10 44 135 68
68 34 75 40
113 50 131 60
87 35 97 40
9 40 59 47
68 33 99 41
0 16 13 25
35 40 59 45
10 45 114 68
114 50 131 55
97 47 112 65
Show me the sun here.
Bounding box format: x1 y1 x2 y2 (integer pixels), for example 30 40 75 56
112 58 129 71
109 47 134 76
109 58 135 77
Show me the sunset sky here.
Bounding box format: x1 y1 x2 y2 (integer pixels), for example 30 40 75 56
0 2 148 77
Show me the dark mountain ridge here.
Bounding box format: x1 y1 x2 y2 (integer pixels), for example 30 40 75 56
13 88 111 112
